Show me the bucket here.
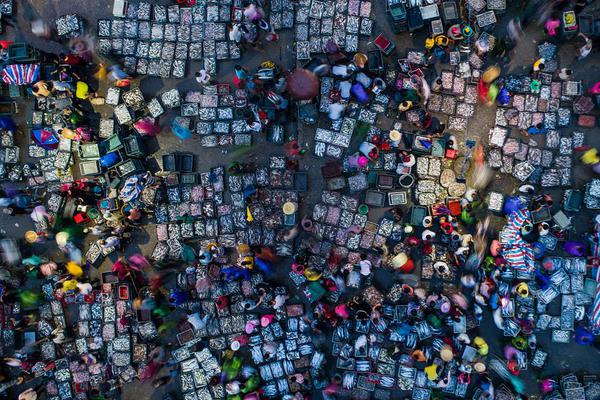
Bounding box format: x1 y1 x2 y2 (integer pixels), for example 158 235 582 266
399 174 415 188
301 217 313 231
358 204 369 215
291 263 305 274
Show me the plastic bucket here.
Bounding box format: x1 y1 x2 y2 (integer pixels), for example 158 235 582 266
399 174 415 188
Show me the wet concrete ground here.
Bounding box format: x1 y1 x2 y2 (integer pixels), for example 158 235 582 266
2 0 600 398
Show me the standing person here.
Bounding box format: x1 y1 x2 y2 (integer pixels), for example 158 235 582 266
195 69 211 86
246 117 262 133
242 1 263 23
265 29 279 42
229 23 243 43
233 65 248 88
31 19 52 39
544 15 560 37
99 235 120 251
558 68 573 80
577 33 593 59
507 18 523 44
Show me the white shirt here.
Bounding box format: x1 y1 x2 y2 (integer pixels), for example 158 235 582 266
580 42 592 58
273 294 287 310
332 65 350 77
226 381 241 395
455 246 469 256
247 121 262 132
229 26 242 42
187 313 209 331
243 4 258 19
422 229 436 241
77 282 93 295
339 80 352 99
196 70 210 84
359 260 372 276
328 102 346 120
102 236 120 248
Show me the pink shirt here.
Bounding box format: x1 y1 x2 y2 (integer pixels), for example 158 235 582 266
545 19 560 36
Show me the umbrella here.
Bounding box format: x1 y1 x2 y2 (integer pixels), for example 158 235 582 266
171 120 193 140
1 64 39 85
31 128 59 150
286 68 319 100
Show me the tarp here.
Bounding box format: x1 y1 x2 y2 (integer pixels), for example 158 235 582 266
500 208 535 273
591 226 600 328
2 64 39 85
119 174 144 203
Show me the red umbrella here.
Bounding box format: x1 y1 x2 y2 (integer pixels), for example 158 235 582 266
286 68 319 100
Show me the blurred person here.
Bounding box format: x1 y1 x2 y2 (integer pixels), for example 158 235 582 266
195 69 211 86
31 19 52 39
544 15 560 36
507 18 523 43
578 33 592 59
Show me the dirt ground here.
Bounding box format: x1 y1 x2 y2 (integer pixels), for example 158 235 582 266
1 0 600 398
